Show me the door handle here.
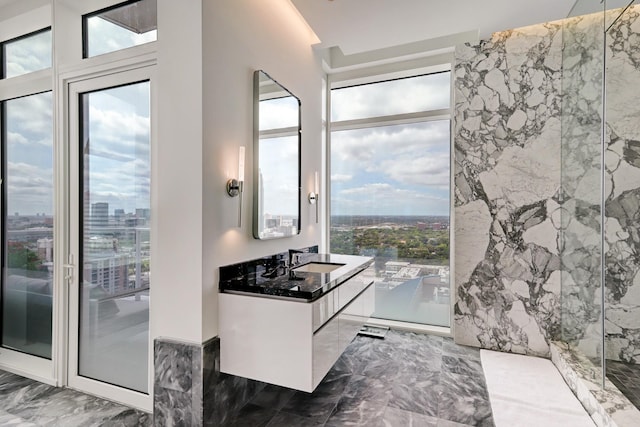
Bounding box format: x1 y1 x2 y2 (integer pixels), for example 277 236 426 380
63 255 75 282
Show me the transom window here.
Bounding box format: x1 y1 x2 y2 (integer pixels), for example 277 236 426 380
83 0 157 58
1 28 52 79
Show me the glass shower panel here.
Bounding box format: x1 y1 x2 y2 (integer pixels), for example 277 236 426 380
603 0 640 407
560 0 605 384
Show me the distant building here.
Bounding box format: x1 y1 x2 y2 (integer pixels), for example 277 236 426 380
91 202 109 227
384 261 410 277
37 238 54 263
85 236 119 254
136 208 151 221
84 253 130 295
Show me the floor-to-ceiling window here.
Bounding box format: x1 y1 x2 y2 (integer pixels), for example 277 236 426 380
0 29 54 360
0 0 156 410
330 70 452 328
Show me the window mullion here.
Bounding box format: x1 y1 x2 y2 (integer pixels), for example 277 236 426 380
331 108 450 132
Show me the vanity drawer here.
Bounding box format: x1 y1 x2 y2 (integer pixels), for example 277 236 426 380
312 291 335 332
312 313 340 386
336 271 371 312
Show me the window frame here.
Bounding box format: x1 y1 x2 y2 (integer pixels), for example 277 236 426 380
327 66 454 331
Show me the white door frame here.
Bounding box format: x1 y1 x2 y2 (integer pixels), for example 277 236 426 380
60 59 156 412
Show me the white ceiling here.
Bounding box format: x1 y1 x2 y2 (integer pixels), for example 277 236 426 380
290 0 581 55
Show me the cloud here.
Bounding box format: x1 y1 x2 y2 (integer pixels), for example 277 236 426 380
87 16 156 57
6 162 53 214
340 183 445 200
381 154 450 188
7 132 29 145
6 92 52 144
259 136 298 215
5 30 51 77
331 120 450 190
331 173 353 182
332 72 450 121
260 96 299 130
333 183 449 216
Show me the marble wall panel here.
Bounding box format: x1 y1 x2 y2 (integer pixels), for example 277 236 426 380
454 23 564 357
604 5 640 364
154 337 265 426
154 338 203 426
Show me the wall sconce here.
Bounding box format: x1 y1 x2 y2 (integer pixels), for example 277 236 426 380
227 146 245 227
308 171 319 224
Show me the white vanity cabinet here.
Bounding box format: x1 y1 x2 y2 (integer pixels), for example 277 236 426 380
219 271 374 393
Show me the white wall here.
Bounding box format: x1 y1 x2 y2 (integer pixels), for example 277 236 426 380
202 0 324 341
154 0 204 343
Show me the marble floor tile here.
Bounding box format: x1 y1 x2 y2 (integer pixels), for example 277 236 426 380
0 370 150 427
1 330 494 427
441 355 484 377
381 405 438 427
223 403 276 427
341 375 391 404
279 391 341 423
356 357 402 382
442 338 481 361
265 411 325 426
324 398 386 427
439 370 489 401
437 394 493 427
249 384 295 411
388 372 441 417
0 409 37 427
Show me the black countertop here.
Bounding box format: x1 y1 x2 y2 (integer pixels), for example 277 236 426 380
219 253 373 302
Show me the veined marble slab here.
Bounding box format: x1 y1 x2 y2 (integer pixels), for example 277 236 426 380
454 22 563 357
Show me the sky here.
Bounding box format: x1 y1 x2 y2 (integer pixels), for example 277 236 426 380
331 73 451 217
6 92 53 216
5 15 156 216
257 73 452 219
258 89 300 218
85 82 151 216
6 18 449 219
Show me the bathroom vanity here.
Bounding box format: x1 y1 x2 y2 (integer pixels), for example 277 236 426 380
219 253 374 392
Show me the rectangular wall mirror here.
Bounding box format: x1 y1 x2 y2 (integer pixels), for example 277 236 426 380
253 70 301 240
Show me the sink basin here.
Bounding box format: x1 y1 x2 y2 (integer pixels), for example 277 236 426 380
292 262 345 273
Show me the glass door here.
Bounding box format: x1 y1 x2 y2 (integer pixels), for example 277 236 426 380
0 92 55 377
67 67 153 410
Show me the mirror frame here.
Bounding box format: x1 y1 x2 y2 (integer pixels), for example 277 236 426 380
252 70 302 240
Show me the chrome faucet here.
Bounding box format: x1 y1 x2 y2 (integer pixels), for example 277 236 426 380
288 249 307 280
288 249 304 268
